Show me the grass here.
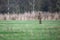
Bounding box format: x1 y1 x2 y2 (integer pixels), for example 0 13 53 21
0 20 60 40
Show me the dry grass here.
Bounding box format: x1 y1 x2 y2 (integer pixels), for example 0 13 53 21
0 12 60 20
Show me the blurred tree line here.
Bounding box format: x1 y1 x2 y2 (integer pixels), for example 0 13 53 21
0 0 60 13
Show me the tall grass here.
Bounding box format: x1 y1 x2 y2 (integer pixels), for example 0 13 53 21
0 12 60 20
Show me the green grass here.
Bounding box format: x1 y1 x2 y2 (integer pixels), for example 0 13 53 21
0 20 60 40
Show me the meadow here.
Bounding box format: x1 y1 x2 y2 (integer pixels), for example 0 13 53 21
0 20 60 40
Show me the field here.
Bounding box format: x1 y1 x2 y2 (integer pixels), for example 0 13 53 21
0 20 60 40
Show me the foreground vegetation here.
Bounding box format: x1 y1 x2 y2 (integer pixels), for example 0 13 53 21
0 20 60 40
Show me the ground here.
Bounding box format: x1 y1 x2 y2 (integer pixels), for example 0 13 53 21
0 20 60 40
